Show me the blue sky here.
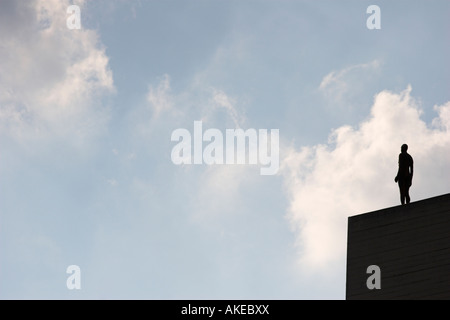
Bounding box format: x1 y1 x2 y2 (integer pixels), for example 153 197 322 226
1 0 449 299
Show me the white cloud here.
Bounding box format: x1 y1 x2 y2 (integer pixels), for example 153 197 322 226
280 86 450 272
0 0 114 142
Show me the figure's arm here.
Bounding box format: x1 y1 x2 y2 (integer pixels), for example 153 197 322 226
395 154 400 182
410 157 414 180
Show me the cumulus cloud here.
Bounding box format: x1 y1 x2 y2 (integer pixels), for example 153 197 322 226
0 0 114 142
280 86 450 272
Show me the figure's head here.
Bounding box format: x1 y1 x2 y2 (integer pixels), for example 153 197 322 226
401 144 408 153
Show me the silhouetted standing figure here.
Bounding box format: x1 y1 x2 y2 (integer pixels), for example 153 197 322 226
394 144 414 205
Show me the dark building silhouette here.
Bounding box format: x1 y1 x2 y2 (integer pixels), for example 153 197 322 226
346 193 450 299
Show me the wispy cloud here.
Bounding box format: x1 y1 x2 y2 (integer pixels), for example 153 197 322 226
319 60 381 104
211 89 243 128
147 74 173 118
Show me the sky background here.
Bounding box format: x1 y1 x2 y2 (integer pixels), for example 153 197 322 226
1 0 449 299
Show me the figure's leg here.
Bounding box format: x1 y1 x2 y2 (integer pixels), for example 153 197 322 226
399 183 405 205
405 186 411 204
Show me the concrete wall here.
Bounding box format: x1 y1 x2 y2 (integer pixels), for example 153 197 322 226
346 193 450 299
